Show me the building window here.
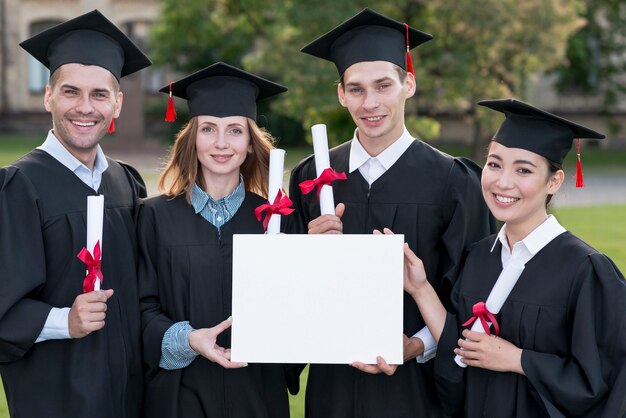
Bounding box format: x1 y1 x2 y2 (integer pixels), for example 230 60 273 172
28 20 62 93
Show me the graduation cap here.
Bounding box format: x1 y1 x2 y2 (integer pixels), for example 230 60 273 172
301 7 433 76
479 98 605 187
19 9 152 81
160 62 287 122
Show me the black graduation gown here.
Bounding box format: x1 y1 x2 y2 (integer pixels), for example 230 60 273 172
0 149 146 418
288 140 495 418
435 232 626 418
138 192 291 418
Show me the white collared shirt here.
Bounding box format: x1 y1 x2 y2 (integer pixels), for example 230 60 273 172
491 215 567 267
35 130 109 343
349 127 415 185
348 127 436 362
38 130 108 191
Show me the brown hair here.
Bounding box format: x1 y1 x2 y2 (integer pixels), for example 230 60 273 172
339 63 408 90
159 116 274 203
49 65 120 91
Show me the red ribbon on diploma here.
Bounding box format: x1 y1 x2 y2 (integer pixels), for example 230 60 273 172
77 241 103 293
298 167 347 199
254 189 295 230
461 301 500 336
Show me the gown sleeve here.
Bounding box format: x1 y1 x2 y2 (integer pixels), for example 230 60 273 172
137 202 175 371
438 158 496 305
434 275 467 418
117 161 147 199
0 167 54 362
522 253 626 417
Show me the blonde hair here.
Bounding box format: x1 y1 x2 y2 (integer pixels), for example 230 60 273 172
159 116 274 203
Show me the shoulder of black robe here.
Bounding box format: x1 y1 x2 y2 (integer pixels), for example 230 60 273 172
0 163 52 362
437 154 496 305
115 159 147 198
521 234 626 418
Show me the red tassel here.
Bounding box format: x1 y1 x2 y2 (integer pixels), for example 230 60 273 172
575 138 584 188
108 118 115 134
404 23 415 76
165 82 176 122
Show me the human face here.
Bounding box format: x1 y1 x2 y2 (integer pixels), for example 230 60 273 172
195 115 252 189
338 61 415 152
44 63 122 165
482 142 564 236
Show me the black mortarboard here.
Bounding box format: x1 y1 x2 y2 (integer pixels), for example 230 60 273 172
301 8 432 76
160 62 287 121
479 99 605 165
19 9 152 81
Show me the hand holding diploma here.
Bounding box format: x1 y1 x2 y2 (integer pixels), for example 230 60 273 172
307 202 345 234
454 329 524 374
68 289 114 338
455 258 525 368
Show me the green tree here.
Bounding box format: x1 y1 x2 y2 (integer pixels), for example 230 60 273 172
152 0 582 155
402 0 582 159
554 0 626 135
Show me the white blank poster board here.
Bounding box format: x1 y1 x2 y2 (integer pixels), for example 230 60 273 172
231 234 404 364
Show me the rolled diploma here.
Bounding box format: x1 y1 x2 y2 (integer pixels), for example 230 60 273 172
455 258 525 367
86 195 104 291
267 149 286 234
311 124 335 215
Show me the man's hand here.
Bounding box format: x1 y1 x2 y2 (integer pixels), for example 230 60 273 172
403 335 424 362
188 317 247 369
351 356 398 376
308 203 345 234
68 289 114 338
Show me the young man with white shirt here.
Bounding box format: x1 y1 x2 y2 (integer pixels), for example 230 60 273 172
0 10 150 418
402 98 626 418
288 8 495 418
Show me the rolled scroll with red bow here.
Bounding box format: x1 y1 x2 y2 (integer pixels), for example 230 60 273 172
454 257 525 368
77 195 104 293
303 124 346 215
261 149 294 234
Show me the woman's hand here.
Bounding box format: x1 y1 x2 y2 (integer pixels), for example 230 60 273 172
455 329 524 374
373 228 428 297
188 317 248 369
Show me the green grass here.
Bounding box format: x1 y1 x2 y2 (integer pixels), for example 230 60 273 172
0 136 41 166
553 204 626 272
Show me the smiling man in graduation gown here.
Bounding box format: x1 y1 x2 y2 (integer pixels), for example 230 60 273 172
0 10 151 418
288 8 495 418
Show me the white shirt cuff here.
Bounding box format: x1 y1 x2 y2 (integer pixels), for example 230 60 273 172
413 326 437 363
36 307 71 343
